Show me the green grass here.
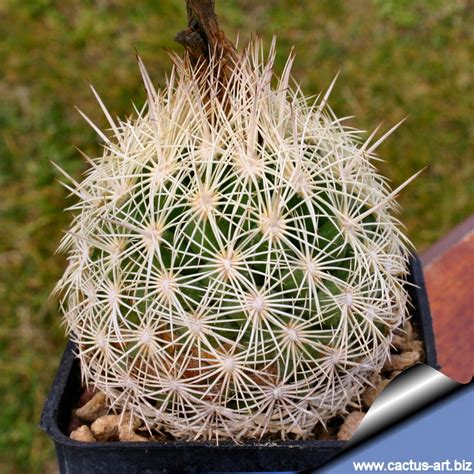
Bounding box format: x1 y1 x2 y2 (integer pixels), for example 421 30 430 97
0 0 472 472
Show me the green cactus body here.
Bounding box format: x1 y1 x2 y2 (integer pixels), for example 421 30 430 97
56 42 413 440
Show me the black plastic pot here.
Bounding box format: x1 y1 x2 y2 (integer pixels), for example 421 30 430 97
40 255 437 473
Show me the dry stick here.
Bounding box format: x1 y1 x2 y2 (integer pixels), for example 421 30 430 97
175 0 238 97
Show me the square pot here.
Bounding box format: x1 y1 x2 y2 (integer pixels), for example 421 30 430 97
40 255 437 473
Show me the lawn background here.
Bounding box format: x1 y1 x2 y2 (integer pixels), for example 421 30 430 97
0 0 472 472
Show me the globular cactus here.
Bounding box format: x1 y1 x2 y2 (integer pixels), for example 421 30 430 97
55 32 417 441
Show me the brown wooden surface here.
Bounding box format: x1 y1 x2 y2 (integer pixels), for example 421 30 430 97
421 215 474 383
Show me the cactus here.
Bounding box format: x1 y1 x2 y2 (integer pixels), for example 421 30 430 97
55 21 418 441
